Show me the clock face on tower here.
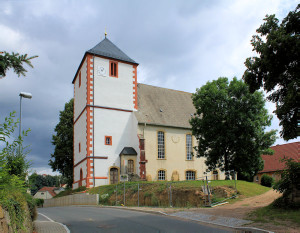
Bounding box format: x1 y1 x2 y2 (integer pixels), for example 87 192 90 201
97 66 106 76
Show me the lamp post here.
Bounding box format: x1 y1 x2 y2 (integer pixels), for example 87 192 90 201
19 92 32 142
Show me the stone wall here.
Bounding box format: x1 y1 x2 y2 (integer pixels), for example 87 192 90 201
43 193 99 207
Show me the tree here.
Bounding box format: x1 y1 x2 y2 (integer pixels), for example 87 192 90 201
243 4 300 140
273 158 300 204
49 99 73 188
29 173 65 195
0 51 38 78
190 77 277 180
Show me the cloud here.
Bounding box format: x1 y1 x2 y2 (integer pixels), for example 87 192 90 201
0 0 298 174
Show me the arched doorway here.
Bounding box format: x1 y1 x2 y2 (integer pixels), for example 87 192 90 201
213 170 219 180
79 168 83 187
110 167 119 184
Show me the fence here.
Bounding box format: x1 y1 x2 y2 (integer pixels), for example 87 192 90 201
97 174 237 208
43 193 99 207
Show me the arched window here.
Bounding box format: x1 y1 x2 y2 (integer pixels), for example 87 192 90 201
157 131 165 159
186 134 192 160
158 170 166 180
79 168 83 187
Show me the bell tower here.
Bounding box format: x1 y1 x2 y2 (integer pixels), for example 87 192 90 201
72 36 139 188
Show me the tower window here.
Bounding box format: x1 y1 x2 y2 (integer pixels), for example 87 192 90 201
79 143 81 153
109 61 118 77
79 71 81 87
105 136 112 145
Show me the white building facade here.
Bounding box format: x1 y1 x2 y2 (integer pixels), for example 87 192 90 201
72 37 225 189
72 37 140 188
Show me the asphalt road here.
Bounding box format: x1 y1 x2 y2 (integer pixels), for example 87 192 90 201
38 206 234 233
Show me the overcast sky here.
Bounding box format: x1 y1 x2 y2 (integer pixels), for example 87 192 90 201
0 0 298 175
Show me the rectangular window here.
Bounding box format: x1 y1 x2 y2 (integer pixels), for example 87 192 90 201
186 171 195 180
158 170 165 180
105 136 112 145
157 131 165 159
79 71 81 87
79 143 81 153
109 61 118 77
128 160 134 173
186 134 192 160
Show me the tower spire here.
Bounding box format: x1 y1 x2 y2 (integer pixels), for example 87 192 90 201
104 28 107 38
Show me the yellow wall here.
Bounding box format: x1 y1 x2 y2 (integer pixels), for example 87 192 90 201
138 124 225 181
254 172 282 184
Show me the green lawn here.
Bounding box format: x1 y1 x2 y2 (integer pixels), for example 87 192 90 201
248 204 300 226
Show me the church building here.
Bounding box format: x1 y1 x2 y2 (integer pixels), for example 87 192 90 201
72 36 224 189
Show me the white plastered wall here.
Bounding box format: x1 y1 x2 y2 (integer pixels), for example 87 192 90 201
73 160 87 186
74 58 87 119
93 57 134 110
93 110 139 186
74 109 87 164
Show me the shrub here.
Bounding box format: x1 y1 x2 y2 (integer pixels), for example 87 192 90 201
261 174 274 187
273 158 300 204
35 198 44 208
25 193 37 221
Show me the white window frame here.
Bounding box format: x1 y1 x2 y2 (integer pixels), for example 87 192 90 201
157 131 165 159
186 171 195 180
186 134 192 160
158 170 165 180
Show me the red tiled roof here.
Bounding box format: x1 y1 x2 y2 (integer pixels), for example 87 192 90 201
259 142 300 173
37 186 57 197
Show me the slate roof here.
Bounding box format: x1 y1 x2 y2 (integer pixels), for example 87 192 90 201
87 37 138 64
134 83 196 129
119 147 137 155
37 186 57 197
259 142 299 173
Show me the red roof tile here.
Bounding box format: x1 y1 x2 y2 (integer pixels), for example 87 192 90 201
259 142 300 173
37 186 57 197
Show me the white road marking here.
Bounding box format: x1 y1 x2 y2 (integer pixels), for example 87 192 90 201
38 213 70 233
38 213 54 222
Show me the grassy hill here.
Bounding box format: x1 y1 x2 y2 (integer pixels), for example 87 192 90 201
88 180 270 207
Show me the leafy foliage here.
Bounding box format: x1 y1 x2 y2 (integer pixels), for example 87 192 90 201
261 174 274 187
0 112 35 232
243 4 300 140
273 158 300 203
0 51 38 78
190 77 277 180
49 99 74 187
28 173 66 195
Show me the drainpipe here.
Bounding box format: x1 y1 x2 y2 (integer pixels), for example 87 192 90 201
93 56 95 187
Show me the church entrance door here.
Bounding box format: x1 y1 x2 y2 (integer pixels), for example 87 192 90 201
110 168 119 184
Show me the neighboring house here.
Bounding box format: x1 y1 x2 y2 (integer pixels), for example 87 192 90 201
72 36 225 189
254 142 299 184
34 187 57 199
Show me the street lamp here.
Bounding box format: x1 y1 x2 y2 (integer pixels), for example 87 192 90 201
19 92 32 140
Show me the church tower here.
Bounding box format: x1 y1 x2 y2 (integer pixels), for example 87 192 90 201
72 36 139 188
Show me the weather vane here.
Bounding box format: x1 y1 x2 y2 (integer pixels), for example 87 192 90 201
105 28 107 38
